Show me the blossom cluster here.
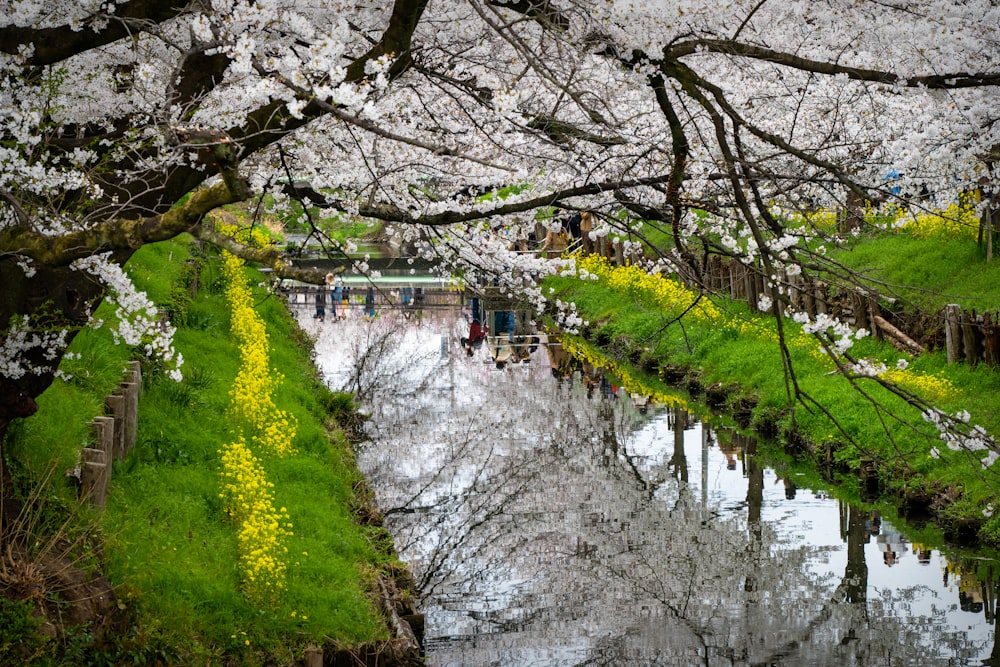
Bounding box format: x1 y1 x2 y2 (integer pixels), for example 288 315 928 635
1 251 183 384
0 315 69 380
923 408 999 468
72 252 184 381
792 311 868 356
552 298 586 334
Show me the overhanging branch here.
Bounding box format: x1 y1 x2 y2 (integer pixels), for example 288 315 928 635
338 174 675 225
1 181 239 266
0 0 188 67
667 39 1000 89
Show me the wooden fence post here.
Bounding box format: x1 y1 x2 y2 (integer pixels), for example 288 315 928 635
802 277 816 317
754 271 766 311
91 415 115 462
79 364 143 507
186 259 200 299
105 393 126 459
945 304 962 363
983 313 999 367
302 646 323 667
82 417 114 507
850 292 868 331
814 281 827 315
787 272 801 311
128 360 142 393
961 309 981 366
742 265 755 306
80 449 107 507
119 380 139 456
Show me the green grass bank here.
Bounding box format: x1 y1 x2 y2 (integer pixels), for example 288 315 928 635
833 229 1000 313
545 245 1000 548
2 237 415 665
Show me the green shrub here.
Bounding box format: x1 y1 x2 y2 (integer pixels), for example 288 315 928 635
0 598 46 662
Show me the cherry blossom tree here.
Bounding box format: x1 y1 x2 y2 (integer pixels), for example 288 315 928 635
2 0 998 467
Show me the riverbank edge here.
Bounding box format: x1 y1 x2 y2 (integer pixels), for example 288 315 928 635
138 248 427 664
200 250 426 666
201 232 427 664
0 239 425 665
230 255 427 666
545 278 996 551
313 385 426 667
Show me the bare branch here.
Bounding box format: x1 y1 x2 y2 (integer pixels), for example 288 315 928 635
667 39 1000 89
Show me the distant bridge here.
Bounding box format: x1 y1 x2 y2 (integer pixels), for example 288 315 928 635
292 255 439 275
280 282 528 313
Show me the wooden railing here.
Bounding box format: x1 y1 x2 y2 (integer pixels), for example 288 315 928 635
78 360 141 507
699 256 1000 368
944 305 1000 367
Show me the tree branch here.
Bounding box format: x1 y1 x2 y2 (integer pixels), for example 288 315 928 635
648 72 698 272
188 224 335 283
667 39 1000 88
486 0 571 31
0 0 189 67
0 181 239 266
344 0 430 81
320 174 676 225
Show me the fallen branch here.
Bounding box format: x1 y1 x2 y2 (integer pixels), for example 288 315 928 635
873 315 924 355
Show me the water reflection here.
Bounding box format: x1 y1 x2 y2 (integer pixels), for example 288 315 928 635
302 302 1000 666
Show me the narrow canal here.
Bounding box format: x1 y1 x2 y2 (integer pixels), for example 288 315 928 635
294 292 1000 666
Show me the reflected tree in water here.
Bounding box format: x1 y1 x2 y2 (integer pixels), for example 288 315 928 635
336 312 443 403
316 314 997 665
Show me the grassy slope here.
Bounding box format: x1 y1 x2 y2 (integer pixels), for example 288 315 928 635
833 231 1000 312
546 244 1000 547
6 237 394 664
108 239 394 661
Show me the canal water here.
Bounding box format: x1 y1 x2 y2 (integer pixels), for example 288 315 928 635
298 297 1000 666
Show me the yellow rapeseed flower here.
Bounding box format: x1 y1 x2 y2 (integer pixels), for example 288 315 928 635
883 368 956 402
217 252 298 606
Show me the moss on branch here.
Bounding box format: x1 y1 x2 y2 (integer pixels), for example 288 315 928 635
1 182 240 267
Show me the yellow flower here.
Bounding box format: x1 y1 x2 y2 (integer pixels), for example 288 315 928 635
218 252 298 606
578 255 723 324
897 202 978 240
883 368 956 402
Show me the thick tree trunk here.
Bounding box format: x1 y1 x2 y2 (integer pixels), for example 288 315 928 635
0 256 116 532
0 257 108 424
1 419 22 535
